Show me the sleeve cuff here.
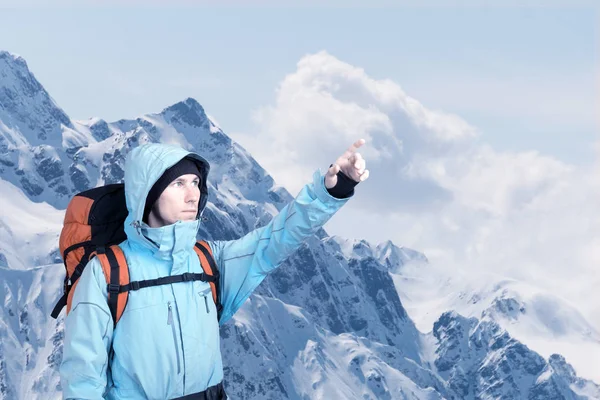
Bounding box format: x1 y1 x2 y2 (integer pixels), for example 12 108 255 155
326 165 358 199
312 169 354 204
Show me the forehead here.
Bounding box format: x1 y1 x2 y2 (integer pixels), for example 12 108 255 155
171 174 200 182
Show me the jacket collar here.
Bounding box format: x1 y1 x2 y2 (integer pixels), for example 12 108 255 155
137 219 200 266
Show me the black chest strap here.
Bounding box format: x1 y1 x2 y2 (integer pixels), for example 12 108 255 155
108 272 217 294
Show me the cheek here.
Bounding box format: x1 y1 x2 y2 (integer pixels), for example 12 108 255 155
156 191 183 215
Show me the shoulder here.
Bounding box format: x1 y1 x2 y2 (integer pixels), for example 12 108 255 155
117 240 148 267
83 256 109 292
199 240 222 264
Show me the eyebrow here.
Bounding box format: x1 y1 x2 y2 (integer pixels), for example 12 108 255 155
173 177 200 183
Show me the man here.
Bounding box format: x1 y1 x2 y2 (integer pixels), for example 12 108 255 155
59 139 369 399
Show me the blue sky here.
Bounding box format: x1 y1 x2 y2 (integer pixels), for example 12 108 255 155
0 4 597 164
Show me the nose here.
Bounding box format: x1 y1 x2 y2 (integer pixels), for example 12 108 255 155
185 185 200 204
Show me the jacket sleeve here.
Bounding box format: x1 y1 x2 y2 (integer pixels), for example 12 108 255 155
209 168 353 325
59 257 113 399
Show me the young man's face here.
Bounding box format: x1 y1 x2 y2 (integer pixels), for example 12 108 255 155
147 174 201 228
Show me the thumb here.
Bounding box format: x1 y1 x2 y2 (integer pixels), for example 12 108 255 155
325 163 340 189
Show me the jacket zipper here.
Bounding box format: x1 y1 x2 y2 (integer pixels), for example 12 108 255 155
167 302 181 374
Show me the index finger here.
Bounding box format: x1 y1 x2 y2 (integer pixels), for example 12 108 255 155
339 138 366 160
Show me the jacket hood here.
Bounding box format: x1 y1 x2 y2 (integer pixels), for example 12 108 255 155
123 143 211 252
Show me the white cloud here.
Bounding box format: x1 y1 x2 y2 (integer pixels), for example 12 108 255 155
237 51 476 209
231 51 600 335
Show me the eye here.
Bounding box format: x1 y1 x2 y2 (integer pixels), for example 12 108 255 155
192 180 200 187
173 181 183 187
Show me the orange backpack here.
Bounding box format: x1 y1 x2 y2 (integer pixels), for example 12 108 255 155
51 184 222 325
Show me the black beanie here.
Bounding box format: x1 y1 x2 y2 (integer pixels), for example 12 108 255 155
143 157 202 223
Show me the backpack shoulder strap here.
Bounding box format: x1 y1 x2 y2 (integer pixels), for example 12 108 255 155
193 240 223 321
94 245 130 327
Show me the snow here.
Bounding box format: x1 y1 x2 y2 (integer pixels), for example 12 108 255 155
207 114 223 134
389 257 600 383
0 178 63 270
1 263 64 399
60 124 95 149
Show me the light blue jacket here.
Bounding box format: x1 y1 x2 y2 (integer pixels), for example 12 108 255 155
59 143 352 399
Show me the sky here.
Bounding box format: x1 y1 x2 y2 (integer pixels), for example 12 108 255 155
1 2 599 332
0 4 597 164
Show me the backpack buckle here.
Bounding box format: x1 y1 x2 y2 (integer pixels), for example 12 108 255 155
130 281 140 291
108 283 120 293
181 272 193 282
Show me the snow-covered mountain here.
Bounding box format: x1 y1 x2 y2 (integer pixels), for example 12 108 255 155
0 50 598 399
389 253 600 384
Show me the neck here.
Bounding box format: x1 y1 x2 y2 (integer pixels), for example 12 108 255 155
147 213 168 228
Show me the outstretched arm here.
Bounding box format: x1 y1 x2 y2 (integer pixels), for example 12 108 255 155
210 138 369 325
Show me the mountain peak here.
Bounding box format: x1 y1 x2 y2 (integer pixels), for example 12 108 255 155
161 97 209 129
548 354 576 378
0 50 43 99
0 50 71 147
165 97 204 112
0 51 28 68
375 239 428 270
